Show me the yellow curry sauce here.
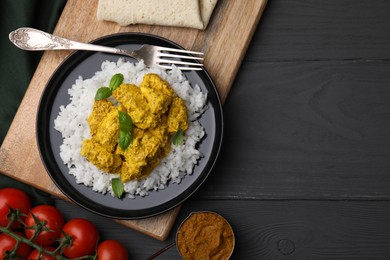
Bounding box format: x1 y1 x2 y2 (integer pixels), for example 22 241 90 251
80 73 188 182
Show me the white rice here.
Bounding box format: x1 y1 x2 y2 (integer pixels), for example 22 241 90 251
54 59 207 198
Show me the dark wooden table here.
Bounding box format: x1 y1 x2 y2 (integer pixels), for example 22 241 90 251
51 1 390 259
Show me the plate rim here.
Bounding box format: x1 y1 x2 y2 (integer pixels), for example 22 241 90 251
36 32 224 219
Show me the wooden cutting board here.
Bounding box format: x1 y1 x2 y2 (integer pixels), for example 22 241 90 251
0 0 267 240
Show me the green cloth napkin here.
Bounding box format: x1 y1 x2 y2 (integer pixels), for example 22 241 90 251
0 0 66 203
0 0 66 145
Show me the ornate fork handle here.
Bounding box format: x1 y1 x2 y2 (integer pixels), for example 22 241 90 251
9 27 134 57
9 27 204 70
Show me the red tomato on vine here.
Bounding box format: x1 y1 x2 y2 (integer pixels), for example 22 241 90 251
0 188 31 229
0 231 31 259
60 218 100 258
97 240 129 260
25 205 65 246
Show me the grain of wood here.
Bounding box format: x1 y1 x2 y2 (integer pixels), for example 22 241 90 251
72 199 390 259
0 0 268 240
247 0 390 61
197 60 390 200
177 200 390 260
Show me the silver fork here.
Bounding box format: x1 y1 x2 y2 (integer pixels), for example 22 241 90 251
9 27 204 71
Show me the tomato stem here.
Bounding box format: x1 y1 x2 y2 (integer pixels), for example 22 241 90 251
5 205 21 229
0 208 96 260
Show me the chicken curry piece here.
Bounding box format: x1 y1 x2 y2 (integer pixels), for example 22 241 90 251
81 73 188 182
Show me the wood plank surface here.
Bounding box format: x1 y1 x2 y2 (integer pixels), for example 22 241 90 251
55 199 390 259
249 0 390 61
0 0 268 240
189 0 390 201
196 60 390 200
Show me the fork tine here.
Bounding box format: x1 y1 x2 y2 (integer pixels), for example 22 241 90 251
158 52 204 61
176 66 204 71
158 64 204 71
157 59 203 67
156 46 204 56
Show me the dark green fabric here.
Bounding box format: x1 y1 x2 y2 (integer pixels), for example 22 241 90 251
0 0 66 145
0 1 66 203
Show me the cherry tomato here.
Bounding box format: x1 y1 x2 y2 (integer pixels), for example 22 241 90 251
0 231 31 259
97 240 129 260
61 218 100 258
0 188 32 229
27 246 57 260
25 205 64 245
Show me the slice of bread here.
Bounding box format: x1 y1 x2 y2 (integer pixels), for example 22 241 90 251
200 0 218 28
97 0 217 29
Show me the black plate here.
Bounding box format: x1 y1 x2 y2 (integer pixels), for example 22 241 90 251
36 33 223 219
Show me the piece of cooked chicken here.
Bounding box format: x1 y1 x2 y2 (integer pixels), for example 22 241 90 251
87 100 116 136
167 96 189 133
120 129 162 182
81 139 122 173
113 83 159 129
93 109 121 153
140 73 175 115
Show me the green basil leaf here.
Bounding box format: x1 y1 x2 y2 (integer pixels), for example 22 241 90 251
172 129 184 146
118 111 133 133
112 178 124 198
95 87 112 100
109 73 124 91
118 130 132 151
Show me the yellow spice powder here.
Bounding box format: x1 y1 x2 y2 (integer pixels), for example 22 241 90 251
177 212 234 260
